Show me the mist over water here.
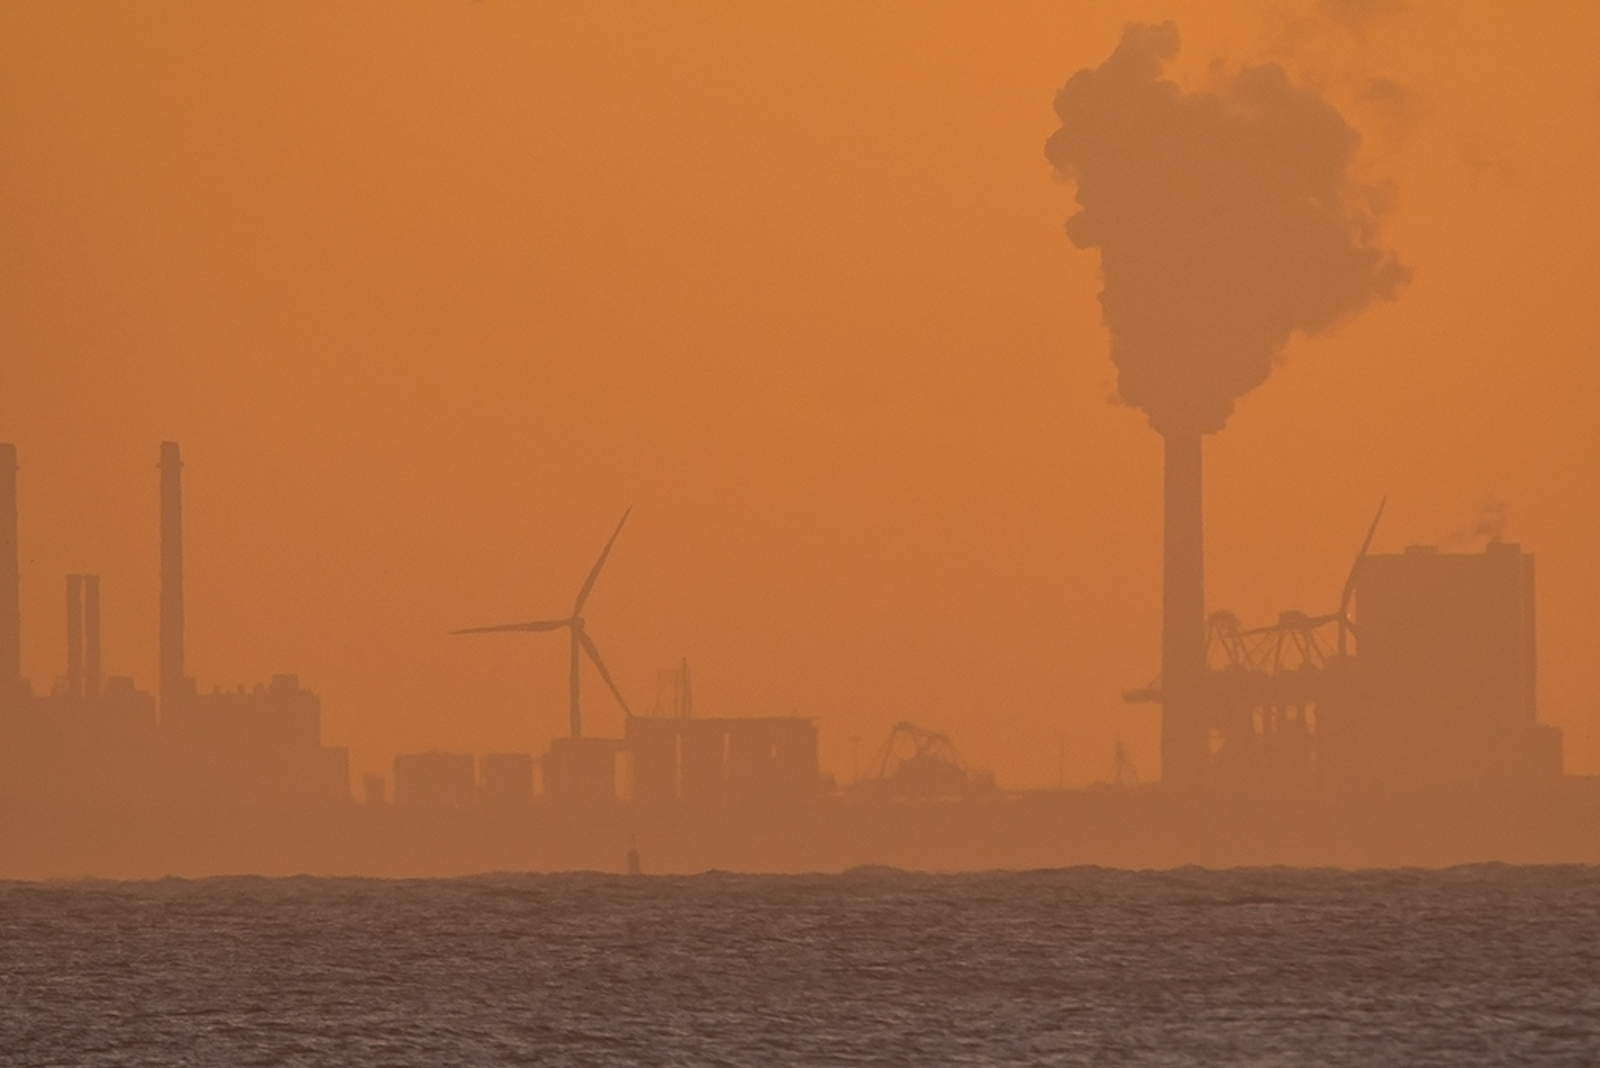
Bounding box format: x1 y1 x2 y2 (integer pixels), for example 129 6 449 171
4 866 1597 1066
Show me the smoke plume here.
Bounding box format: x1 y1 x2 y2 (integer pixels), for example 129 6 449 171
1046 22 1408 436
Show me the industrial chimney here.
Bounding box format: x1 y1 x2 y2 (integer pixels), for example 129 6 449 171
66 573 84 697
159 442 187 718
1161 430 1207 789
0 444 20 704
62 573 102 699
84 573 101 698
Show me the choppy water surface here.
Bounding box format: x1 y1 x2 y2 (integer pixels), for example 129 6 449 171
2 866 1597 1066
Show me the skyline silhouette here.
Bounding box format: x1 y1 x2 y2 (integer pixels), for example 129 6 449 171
0 437 1573 844
1 3 1596 802
4 11 1597 1068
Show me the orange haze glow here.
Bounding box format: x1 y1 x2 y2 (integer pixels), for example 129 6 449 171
3 1 1598 791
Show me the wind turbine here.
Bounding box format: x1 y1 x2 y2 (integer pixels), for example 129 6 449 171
1333 498 1386 657
1237 498 1386 659
453 510 634 738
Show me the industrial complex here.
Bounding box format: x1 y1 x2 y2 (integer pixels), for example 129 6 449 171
0 442 827 821
1130 502 1563 792
0 443 349 811
0 440 1590 877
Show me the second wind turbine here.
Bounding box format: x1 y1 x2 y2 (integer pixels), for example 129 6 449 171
453 510 634 738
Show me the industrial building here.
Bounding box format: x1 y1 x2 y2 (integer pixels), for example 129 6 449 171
0 571 159 807
449 513 826 807
0 442 349 810
2 432 1572 836
848 721 996 800
0 446 162 807
626 713 820 803
154 442 349 806
1347 541 1560 785
624 662 821 804
1133 529 1565 790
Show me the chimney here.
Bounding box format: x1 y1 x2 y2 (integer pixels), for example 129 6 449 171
84 573 101 698
159 442 186 718
66 573 84 698
0 444 19 703
1160 430 1207 788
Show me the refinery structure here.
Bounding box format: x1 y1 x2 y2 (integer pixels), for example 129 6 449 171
2 19 1590 878
0 443 349 812
1131 495 1563 792
0 442 827 821
0 439 1590 877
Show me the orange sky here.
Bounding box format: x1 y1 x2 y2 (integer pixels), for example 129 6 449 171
2 1 1597 787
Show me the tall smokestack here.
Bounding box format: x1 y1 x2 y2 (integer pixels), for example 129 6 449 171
0 444 20 703
84 573 101 698
1046 23 1408 786
159 442 185 718
66 573 84 698
1161 431 1206 788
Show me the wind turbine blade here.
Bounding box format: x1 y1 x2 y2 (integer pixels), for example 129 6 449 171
1338 497 1387 615
450 619 572 635
1356 497 1387 560
572 509 631 617
578 629 632 718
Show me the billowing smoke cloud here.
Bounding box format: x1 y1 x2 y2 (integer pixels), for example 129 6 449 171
1046 22 1408 436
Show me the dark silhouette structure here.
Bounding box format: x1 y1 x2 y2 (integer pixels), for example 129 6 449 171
0 443 348 812
0 438 1586 878
1352 541 1560 784
0 567 157 807
159 441 187 716
1130 508 1565 789
156 442 348 807
1161 430 1206 789
627 714 820 804
623 659 821 804
0 451 160 807
1046 23 1406 784
59 574 103 698
849 721 994 800
453 511 634 803
1130 504 1382 786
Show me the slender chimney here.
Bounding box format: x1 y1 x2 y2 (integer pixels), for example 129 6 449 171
159 442 185 718
0 444 19 702
66 573 84 698
1160 430 1207 788
84 573 101 698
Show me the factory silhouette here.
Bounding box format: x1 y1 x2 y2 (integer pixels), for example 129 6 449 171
0 438 1592 878
1 22 1593 878
0 443 821 819
0 443 346 814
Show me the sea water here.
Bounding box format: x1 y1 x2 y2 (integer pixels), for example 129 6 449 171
2 866 1597 1066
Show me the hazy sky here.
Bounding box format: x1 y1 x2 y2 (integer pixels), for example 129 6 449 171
3 1 1597 786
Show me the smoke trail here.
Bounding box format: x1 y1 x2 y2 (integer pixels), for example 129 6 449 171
1045 22 1408 435
1441 499 1508 548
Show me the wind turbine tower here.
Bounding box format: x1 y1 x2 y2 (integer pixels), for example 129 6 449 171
453 510 634 802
